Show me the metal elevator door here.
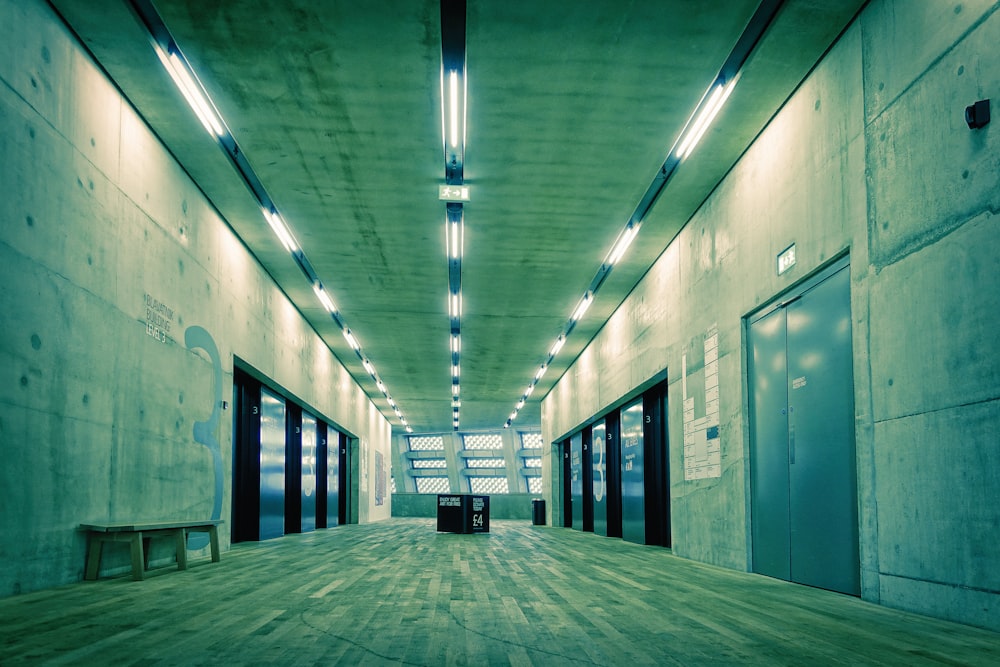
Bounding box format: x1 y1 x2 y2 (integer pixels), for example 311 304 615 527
749 262 859 595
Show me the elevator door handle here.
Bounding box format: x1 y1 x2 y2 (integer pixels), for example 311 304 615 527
789 423 796 464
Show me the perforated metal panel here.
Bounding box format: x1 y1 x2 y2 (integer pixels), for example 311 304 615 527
520 432 543 448
464 433 503 450
466 457 506 468
409 436 445 451
416 477 450 494
412 458 447 469
469 477 509 494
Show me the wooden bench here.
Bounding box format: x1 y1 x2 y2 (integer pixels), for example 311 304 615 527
81 520 222 581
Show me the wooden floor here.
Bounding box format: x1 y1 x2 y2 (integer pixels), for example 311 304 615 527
1 519 997 666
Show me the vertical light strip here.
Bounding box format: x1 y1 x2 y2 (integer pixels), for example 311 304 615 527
449 70 460 148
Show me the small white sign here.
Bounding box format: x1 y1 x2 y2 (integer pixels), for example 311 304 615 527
777 243 796 275
439 184 471 202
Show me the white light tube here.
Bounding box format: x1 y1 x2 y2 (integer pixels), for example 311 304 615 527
363 359 374 375
450 292 462 318
376 380 386 393
449 220 462 259
535 365 548 381
517 399 526 410
263 209 298 253
155 47 224 137
525 383 535 397
676 81 736 160
451 334 461 354
572 293 593 321
449 70 459 148
509 411 517 421
313 284 335 313
452 384 460 396
608 224 639 266
343 329 360 350
452 363 460 378
406 426 413 433
388 397 395 407
550 335 566 357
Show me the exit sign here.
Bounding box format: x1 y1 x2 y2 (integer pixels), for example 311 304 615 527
439 185 471 202
777 243 796 275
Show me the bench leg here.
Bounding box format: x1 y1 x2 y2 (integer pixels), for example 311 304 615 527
175 528 188 570
208 525 221 563
85 535 103 581
129 532 145 581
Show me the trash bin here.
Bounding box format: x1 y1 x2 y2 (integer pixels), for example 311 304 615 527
531 499 545 526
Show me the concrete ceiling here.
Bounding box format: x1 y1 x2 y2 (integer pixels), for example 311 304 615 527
50 0 864 434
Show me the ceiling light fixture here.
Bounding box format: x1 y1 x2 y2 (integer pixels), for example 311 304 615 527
572 292 593 322
130 0 413 433
550 335 566 358
153 45 224 137
263 209 298 254
607 222 640 266
499 0 783 429
675 79 737 160
343 329 360 350
312 283 336 313
448 219 463 259
535 365 548 381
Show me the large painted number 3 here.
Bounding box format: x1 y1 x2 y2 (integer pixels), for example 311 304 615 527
185 326 224 549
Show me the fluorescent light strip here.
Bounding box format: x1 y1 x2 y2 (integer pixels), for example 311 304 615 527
451 334 461 354
572 292 593 321
343 329 360 350
449 292 462 318
154 46 224 137
676 81 736 160
449 219 462 259
312 283 336 313
140 6 412 432
449 70 460 148
608 223 639 266
263 209 299 253
550 335 566 357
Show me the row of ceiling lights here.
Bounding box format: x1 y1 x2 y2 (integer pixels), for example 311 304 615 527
129 0 413 432
502 0 783 429
440 0 467 431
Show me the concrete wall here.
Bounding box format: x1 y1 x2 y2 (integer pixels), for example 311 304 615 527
0 0 391 596
542 0 999 631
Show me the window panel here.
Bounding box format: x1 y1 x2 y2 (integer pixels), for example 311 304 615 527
522 457 542 468
520 432 543 449
465 457 506 468
412 458 447 469
469 477 509 494
408 435 445 451
415 477 450 494
463 433 503 450
528 477 543 494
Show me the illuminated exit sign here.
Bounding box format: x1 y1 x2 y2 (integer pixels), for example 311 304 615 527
777 243 796 275
439 185 471 202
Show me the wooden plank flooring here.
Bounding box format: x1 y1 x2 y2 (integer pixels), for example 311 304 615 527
0 518 997 665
